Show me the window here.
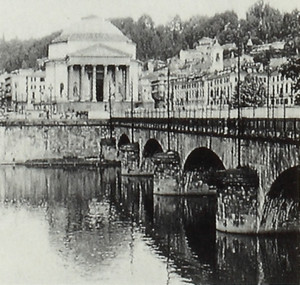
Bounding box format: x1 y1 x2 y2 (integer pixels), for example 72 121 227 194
60 83 64 97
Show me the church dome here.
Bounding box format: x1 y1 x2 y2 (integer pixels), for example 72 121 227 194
52 15 130 43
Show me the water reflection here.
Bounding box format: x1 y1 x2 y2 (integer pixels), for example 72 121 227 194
216 232 299 284
0 166 298 285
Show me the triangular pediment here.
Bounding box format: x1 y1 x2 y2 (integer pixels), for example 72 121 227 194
69 43 130 58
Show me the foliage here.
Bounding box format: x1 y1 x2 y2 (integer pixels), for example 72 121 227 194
294 94 300 105
0 0 299 71
245 0 283 43
280 57 300 92
231 74 266 108
0 32 60 73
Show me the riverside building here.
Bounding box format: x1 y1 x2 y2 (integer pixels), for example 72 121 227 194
45 15 139 118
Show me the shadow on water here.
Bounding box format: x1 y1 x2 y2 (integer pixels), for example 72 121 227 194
0 166 299 284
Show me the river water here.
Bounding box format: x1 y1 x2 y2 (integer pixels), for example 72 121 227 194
0 166 298 285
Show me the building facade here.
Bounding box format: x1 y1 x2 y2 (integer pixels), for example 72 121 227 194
45 16 139 117
4 69 45 113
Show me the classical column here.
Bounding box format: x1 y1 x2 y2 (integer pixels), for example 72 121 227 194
69 65 74 102
67 65 71 101
103 65 108 102
80 65 85 102
92 65 97 102
126 65 130 101
115 66 119 101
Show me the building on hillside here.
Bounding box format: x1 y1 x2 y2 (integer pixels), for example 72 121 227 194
45 15 139 118
250 41 285 55
179 37 224 72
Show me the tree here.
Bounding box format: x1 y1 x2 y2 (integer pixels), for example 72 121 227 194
281 10 300 56
182 15 207 48
280 57 300 93
245 0 283 43
231 74 266 108
0 31 60 72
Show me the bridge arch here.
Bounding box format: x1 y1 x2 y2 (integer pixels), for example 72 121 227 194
260 165 299 233
183 147 225 172
118 133 130 148
267 165 300 202
142 138 163 158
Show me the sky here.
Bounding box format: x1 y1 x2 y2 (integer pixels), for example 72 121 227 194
0 0 299 40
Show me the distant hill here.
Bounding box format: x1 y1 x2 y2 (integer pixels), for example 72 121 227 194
0 31 61 73
0 0 298 73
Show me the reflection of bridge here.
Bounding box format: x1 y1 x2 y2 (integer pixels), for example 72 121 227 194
112 176 299 285
113 117 299 233
0 116 298 233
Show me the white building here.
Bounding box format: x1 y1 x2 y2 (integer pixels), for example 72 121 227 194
179 37 224 72
4 69 45 113
45 15 139 117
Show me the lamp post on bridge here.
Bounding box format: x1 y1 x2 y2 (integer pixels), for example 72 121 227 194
167 67 171 150
130 80 134 143
48 84 53 119
236 24 242 168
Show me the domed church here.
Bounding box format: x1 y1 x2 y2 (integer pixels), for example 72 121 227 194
45 15 139 117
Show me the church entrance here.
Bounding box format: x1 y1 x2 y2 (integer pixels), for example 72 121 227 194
96 73 104 102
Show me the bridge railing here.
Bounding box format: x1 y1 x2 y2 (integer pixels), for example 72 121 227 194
112 117 300 145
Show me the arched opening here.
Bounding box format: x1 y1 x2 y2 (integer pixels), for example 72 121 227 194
260 166 299 232
268 166 300 202
143 139 163 158
182 148 225 193
118 134 130 148
141 139 163 174
183 147 225 172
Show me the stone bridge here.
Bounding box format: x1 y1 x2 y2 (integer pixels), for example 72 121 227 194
0 118 298 234
112 117 300 234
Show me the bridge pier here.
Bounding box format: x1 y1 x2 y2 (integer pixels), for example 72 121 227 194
100 138 117 162
115 118 299 233
216 167 260 234
119 142 140 175
152 150 181 195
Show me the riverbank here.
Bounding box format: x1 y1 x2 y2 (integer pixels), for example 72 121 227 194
17 157 120 168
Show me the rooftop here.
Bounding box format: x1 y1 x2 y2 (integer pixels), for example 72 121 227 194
52 16 131 44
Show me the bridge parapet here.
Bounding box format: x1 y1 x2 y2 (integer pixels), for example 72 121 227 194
112 118 300 145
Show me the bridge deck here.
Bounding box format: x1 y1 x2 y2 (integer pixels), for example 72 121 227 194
112 117 300 145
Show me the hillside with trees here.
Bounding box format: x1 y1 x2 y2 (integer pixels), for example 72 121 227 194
0 0 299 72
0 31 60 73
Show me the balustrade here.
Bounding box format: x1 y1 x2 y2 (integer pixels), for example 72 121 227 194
111 116 299 145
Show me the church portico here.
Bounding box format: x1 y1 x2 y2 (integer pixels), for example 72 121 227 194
66 62 131 104
45 16 139 118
